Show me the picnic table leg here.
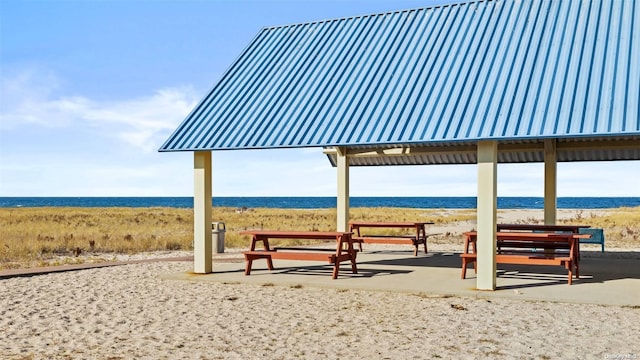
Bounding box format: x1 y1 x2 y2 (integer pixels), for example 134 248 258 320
255 236 274 270
347 237 358 274
418 224 428 254
333 234 358 279
411 225 419 256
463 234 478 274
244 253 274 275
461 256 475 279
471 239 477 272
245 236 274 275
332 235 343 280
244 256 253 275
332 257 340 279
572 239 579 279
566 260 573 285
573 250 579 280
564 238 575 285
351 225 363 252
245 237 256 275
461 260 467 279
461 236 468 279
462 234 474 279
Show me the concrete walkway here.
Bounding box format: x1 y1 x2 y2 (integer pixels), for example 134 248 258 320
163 249 640 307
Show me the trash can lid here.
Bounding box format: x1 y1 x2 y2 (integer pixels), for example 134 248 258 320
212 222 225 230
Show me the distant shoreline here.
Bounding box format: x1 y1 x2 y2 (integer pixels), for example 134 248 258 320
1 196 639 209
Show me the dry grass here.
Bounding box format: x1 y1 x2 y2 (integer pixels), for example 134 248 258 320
0 207 193 269
0 206 638 269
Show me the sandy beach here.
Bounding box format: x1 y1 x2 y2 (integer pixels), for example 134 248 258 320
1 258 639 359
2 209 639 359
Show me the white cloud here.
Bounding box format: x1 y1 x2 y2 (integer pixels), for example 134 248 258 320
0 67 62 104
1 69 72 127
1 69 198 152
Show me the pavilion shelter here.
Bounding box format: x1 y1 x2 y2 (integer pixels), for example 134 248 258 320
160 0 640 290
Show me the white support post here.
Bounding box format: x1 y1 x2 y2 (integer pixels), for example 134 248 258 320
193 151 212 274
544 139 557 225
477 141 498 290
336 147 350 232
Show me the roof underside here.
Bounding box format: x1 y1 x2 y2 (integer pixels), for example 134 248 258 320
160 0 640 164
324 136 640 166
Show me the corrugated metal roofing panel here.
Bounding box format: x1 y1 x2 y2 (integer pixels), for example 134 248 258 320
160 0 640 153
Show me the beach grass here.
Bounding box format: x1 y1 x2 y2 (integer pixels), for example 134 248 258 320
1 206 638 269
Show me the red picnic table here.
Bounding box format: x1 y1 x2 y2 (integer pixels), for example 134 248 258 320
239 230 358 279
348 221 435 256
460 230 589 285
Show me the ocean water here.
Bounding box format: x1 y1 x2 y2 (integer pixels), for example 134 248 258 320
1 197 639 209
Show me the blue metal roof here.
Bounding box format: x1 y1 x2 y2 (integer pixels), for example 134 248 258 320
160 0 640 152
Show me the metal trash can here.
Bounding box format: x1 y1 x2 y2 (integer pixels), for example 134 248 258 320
212 222 226 253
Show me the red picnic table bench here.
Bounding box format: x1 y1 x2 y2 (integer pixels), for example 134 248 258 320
460 230 588 285
239 230 358 279
348 221 436 256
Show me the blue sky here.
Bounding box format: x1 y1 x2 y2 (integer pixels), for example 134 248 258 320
1 0 638 197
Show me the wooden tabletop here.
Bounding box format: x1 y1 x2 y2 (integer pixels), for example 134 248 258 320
349 221 434 227
239 230 353 239
497 224 590 232
464 231 590 239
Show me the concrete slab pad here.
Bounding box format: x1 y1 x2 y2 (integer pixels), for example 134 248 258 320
162 250 640 307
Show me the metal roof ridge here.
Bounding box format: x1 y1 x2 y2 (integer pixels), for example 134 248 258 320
260 0 493 31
